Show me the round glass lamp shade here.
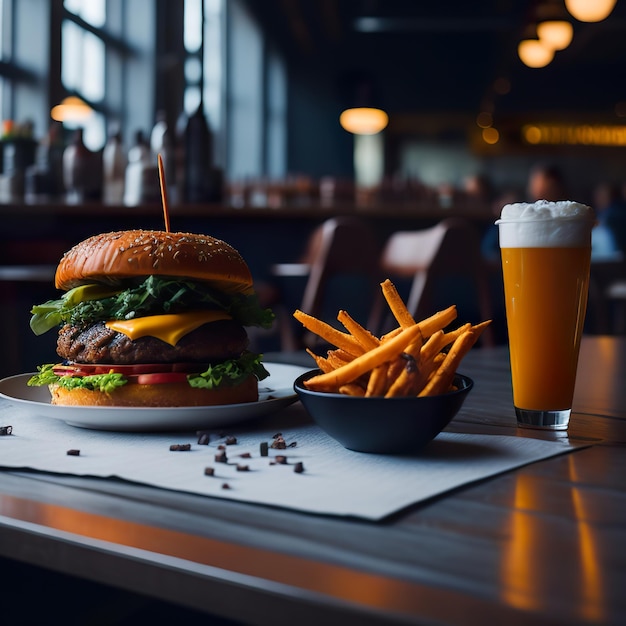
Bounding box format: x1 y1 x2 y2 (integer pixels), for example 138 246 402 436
51 97 94 123
518 39 555 68
565 0 616 22
340 107 389 135
537 20 574 50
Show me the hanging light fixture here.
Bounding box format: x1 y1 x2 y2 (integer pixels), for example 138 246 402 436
339 107 389 135
565 0 617 22
537 20 574 50
338 71 388 135
533 1 575 52
518 39 555 68
50 96 94 123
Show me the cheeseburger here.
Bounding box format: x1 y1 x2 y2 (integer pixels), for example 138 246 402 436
27 230 274 407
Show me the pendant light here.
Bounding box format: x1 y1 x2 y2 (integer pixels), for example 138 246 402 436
518 39 555 68
339 107 389 135
50 96 93 123
565 0 617 22
339 72 388 135
537 20 574 50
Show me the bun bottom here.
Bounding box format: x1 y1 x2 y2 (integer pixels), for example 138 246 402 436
49 375 258 407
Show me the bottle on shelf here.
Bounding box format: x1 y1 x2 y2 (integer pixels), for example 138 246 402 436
62 128 101 203
150 110 175 197
102 126 126 205
123 130 159 206
180 103 223 204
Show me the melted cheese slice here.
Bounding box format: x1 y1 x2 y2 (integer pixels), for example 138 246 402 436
105 310 231 346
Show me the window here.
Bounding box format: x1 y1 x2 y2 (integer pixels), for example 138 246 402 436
0 0 288 199
0 0 5 121
184 0 204 114
56 0 157 152
61 0 118 150
227 0 263 180
64 0 105 26
225 0 287 180
183 0 224 164
203 0 224 142
182 0 287 180
61 14 106 149
265 45 286 178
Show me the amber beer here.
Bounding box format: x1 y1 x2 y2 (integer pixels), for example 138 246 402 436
498 201 594 430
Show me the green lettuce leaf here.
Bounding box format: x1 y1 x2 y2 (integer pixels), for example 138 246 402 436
30 275 274 335
27 353 269 392
27 364 128 393
188 351 270 390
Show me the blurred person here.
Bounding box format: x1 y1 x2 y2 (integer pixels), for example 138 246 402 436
527 163 567 201
593 182 626 258
481 189 523 263
479 188 522 346
463 173 493 204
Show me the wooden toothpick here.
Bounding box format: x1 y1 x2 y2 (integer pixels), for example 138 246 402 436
158 153 171 233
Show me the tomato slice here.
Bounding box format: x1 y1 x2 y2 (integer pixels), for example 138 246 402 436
52 362 205 377
129 372 191 385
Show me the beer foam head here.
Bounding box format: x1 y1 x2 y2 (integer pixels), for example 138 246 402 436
497 200 594 247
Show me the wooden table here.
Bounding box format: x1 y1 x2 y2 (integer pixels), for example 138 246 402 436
1 336 625 625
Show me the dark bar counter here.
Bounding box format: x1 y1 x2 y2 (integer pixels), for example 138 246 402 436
1 199 495 287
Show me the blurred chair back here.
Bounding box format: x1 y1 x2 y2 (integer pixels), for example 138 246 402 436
273 216 381 351
375 218 496 346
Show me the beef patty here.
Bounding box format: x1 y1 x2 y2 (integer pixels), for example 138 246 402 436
57 319 249 364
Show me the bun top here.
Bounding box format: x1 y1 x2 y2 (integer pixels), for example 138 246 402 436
55 230 254 294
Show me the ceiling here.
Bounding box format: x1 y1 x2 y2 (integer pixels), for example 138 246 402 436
244 0 626 130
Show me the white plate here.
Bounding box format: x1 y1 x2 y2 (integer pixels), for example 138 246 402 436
0 363 310 432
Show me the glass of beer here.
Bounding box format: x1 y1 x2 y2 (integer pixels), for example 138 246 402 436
497 200 594 430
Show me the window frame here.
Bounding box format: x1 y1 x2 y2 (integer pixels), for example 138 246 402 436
0 0 288 195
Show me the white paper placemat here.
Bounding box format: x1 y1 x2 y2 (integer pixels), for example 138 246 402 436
0 403 583 520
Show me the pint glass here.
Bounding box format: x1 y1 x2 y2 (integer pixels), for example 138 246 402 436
497 201 594 430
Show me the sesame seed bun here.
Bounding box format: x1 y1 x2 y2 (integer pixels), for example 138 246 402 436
55 230 254 294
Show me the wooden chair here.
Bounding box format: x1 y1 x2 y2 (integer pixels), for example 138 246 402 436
270 216 381 351
373 218 497 347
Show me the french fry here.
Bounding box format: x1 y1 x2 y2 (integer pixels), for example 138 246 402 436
420 329 445 360
423 323 470 360
296 278 491 399
365 364 389 397
326 348 354 370
469 319 492 340
293 309 364 356
337 310 380 351
305 348 335 373
303 323 424 392
420 351 446 386
381 279 415 328
385 353 410 388
384 332 425 397
418 323 488 396
405 335 424 359
417 305 458 339
381 326 403 341
387 353 406 384
385 355 419 397
382 305 458 344
339 383 366 397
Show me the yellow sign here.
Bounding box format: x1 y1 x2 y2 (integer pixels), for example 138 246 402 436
523 124 626 146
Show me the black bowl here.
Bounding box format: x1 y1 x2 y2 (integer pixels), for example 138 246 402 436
294 370 473 454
